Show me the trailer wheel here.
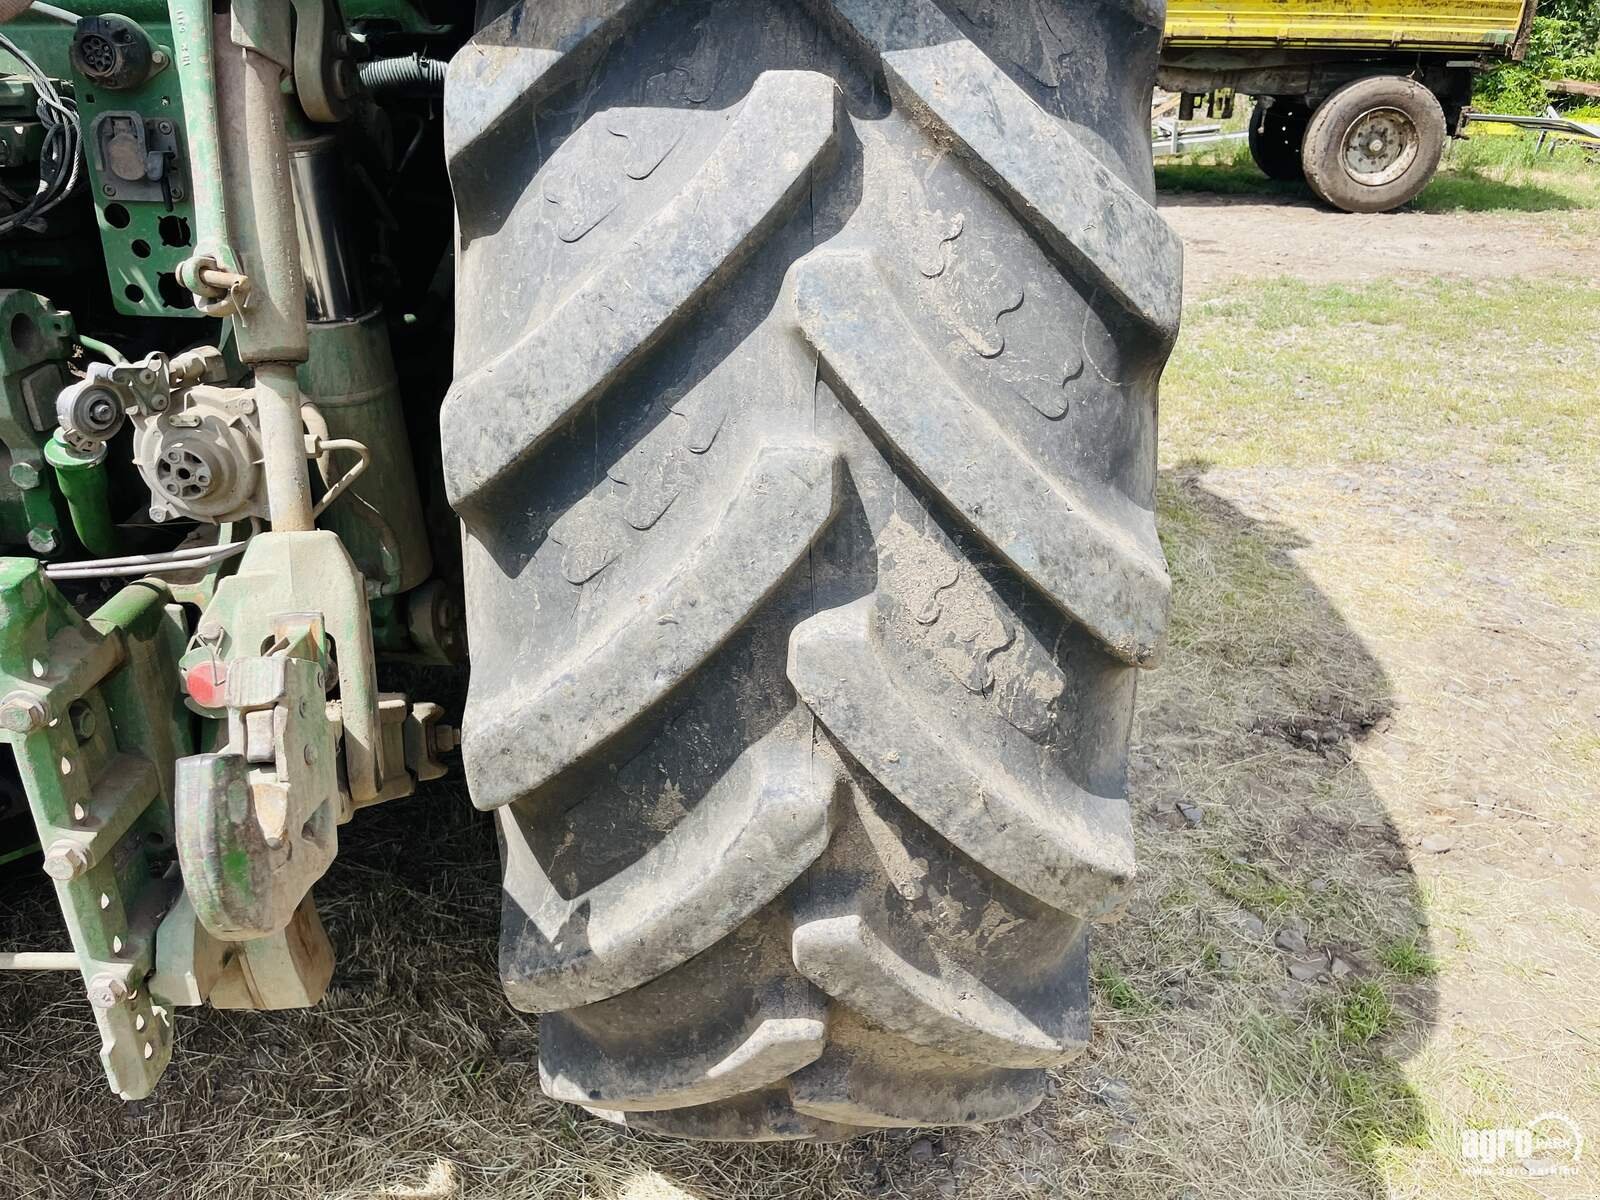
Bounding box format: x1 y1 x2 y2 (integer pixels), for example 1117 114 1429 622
443 0 1178 1142
1301 76 1445 213
1247 100 1309 181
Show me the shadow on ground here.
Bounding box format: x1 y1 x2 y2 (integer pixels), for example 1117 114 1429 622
0 468 1439 1200
1155 159 1581 213
1409 167 1582 213
1042 467 1440 1198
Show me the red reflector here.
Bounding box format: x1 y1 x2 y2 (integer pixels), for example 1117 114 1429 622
185 661 227 709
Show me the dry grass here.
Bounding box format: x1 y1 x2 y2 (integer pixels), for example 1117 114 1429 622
2 265 1597 1200
0 786 878 1199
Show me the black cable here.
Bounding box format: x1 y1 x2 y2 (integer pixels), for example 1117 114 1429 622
0 30 82 236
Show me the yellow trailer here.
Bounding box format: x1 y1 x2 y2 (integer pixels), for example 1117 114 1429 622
1165 0 1532 53
1159 0 1537 210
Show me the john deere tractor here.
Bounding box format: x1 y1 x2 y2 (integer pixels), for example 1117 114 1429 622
0 0 1179 1140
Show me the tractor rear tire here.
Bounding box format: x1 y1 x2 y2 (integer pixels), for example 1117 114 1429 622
443 0 1179 1141
1247 100 1309 181
1302 75 1446 213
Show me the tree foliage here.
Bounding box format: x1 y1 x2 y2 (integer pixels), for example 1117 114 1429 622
1475 0 1600 112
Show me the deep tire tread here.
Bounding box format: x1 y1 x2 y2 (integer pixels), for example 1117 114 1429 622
448 0 1177 1141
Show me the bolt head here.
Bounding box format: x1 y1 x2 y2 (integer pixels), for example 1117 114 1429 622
26 527 58 555
86 973 129 1010
7 461 38 491
86 396 117 430
68 701 97 742
42 841 89 881
0 692 46 733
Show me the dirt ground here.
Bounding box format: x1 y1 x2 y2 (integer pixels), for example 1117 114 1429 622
1162 193 1600 293
1 188 1596 1200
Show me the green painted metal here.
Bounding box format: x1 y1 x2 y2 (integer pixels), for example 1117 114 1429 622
176 628 339 939
340 0 444 34
0 79 45 165
79 41 200 319
368 594 409 653
0 0 454 1087
0 9 200 318
0 290 73 555
0 0 443 315
0 560 191 1098
0 2 155 78
0 0 438 74
43 433 118 557
163 0 230 303
301 313 431 596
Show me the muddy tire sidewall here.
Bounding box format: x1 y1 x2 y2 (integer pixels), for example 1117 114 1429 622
1302 76 1446 213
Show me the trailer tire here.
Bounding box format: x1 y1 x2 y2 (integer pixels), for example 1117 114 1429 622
443 0 1179 1141
1301 75 1446 213
1247 100 1309 181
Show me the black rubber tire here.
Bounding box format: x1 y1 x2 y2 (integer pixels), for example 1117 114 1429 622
1247 100 1309 181
442 0 1178 1141
1301 75 1446 213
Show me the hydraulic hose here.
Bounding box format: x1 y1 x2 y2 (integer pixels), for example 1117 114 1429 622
358 54 447 95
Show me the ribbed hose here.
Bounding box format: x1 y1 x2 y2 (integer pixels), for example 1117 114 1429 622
358 54 447 95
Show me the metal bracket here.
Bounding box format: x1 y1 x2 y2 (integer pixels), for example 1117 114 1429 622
151 889 333 1010
0 560 192 1099
183 531 398 806
175 618 341 941
289 0 358 124
174 531 435 942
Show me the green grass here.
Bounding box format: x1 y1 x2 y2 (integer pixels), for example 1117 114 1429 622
1238 1005 1429 1166
1332 1063 1431 1157
1156 130 1600 213
1164 276 1600 472
1155 141 1307 198
1165 273 1600 615
1330 982 1396 1046
1420 132 1600 212
1093 960 1159 1015
1156 481 1312 665
1206 856 1309 920
1380 938 1441 979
